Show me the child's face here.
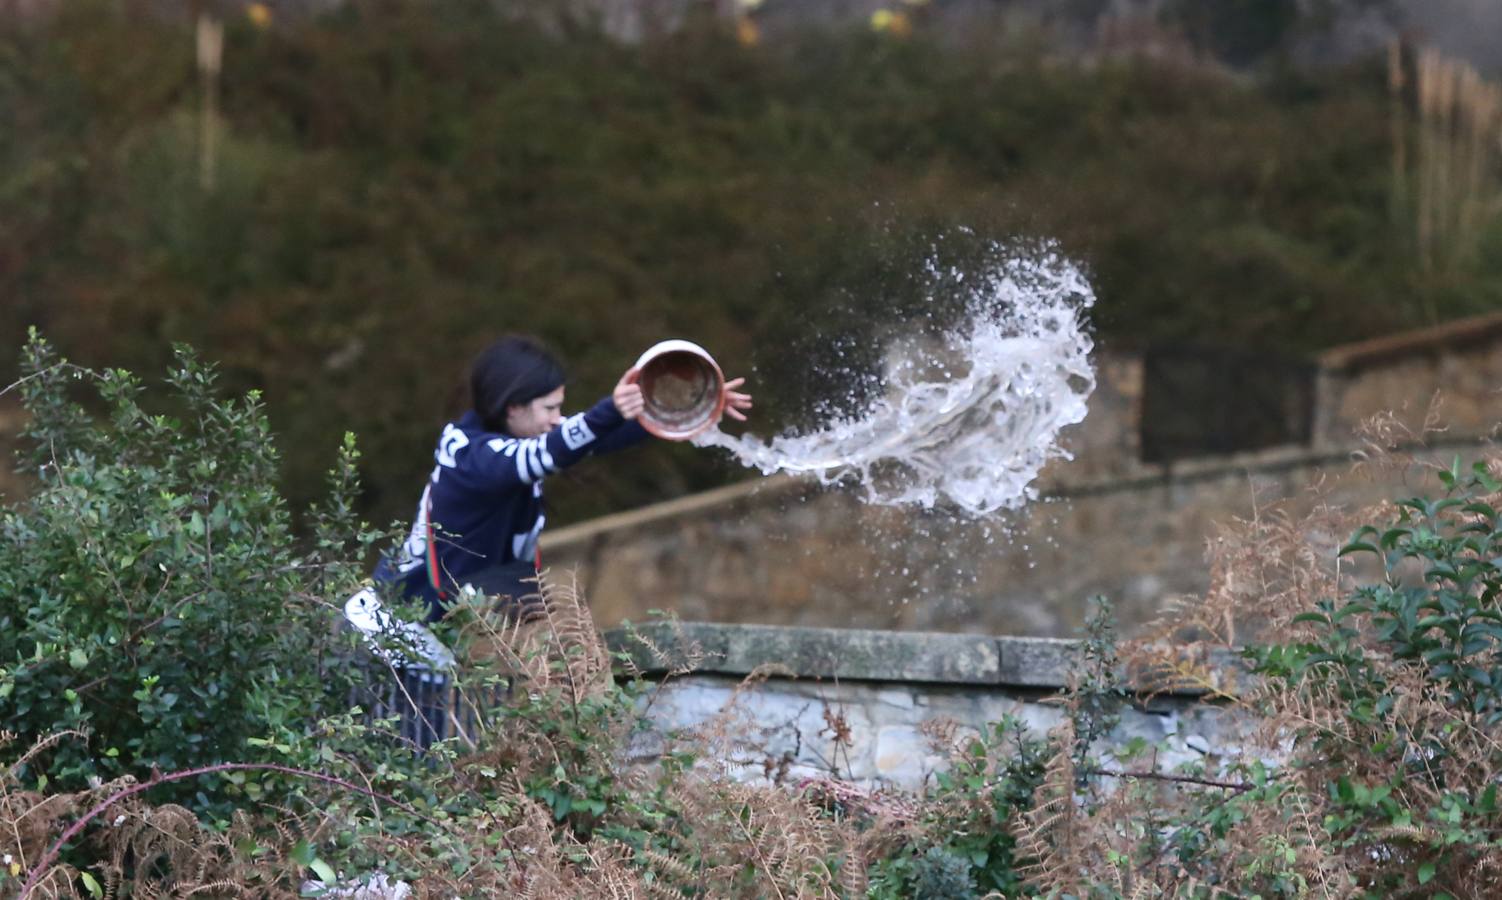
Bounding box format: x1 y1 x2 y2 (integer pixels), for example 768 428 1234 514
505 386 566 438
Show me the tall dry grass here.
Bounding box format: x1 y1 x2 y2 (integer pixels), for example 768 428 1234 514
1393 41 1502 284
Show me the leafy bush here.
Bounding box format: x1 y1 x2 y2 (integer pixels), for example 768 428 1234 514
1024 452 1502 897
867 716 1045 898
0 330 373 817
910 846 978 899
1245 457 1502 894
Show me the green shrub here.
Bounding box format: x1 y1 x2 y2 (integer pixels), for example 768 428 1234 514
866 715 1047 897
0 330 374 818
1244 458 1502 893
910 846 978 899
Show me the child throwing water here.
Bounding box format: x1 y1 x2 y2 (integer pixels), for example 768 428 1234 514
374 335 752 623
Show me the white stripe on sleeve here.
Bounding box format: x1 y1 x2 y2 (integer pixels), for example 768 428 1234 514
525 441 545 480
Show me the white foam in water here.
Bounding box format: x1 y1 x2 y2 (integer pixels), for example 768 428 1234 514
695 248 1095 516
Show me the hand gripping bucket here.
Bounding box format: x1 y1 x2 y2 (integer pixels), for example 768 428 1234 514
627 340 727 441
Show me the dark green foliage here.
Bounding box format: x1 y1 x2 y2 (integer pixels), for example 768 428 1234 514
868 716 1048 898
1330 459 1502 722
1243 458 1502 893
0 330 372 817
4 3 1496 532
911 846 978 900
1162 0 1300 66
1073 595 1126 771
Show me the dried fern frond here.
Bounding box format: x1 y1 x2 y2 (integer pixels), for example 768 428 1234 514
1014 720 1086 895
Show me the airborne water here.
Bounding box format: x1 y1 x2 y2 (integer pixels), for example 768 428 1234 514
694 247 1096 516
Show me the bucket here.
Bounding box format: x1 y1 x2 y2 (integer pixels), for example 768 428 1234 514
628 340 726 441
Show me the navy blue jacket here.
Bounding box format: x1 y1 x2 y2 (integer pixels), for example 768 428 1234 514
375 397 648 617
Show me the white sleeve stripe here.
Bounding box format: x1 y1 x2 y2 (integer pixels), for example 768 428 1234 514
515 449 533 483
540 445 556 472
526 445 542 480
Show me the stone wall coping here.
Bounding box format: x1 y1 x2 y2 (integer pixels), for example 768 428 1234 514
1318 310 1502 373
1056 434 1488 495
604 621 1243 696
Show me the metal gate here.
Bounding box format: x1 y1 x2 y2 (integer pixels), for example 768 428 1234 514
1139 345 1315 464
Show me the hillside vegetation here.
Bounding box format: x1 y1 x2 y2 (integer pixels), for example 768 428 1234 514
4 1 1500 527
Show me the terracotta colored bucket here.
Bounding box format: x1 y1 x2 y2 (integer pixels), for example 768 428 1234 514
628 340 726 441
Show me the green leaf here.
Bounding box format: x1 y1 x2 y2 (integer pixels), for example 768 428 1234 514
310 858 338 884
1336 777 1354 803
68 648 89 670
290 839 315 866
1425 565 1460 583
1418 861 1436 884
1379 527 1414 549
80 872 103 899
1462 502 1496 520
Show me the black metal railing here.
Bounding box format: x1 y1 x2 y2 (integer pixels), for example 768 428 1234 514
1140 345 1315 463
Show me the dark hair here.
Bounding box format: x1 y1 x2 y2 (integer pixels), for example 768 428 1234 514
470 336 567 433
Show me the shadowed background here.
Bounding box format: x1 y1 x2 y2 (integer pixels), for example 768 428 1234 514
3 0 1500 537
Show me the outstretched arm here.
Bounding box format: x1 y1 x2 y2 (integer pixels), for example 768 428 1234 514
461 393 633 492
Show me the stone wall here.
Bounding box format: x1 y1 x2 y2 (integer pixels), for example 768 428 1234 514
1314 313 1502 447
545 313 1502 638
548 441 1487 637
609 622 1245 790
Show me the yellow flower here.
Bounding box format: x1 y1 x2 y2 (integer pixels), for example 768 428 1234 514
246 3 272 29
870 9 912 37
736 17 761 47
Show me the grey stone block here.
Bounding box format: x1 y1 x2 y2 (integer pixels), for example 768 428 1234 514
609 621 1002 685
607 622 1248 696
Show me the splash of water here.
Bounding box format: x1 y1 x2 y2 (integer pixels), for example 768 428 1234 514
695 248 1095 516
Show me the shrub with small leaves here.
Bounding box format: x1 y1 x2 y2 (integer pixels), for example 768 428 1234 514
911 846 978 900
1245 457 1502 894
0 330 377 819
867 715 1047 898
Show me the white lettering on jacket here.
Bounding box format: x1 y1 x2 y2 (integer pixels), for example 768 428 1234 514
560 413 595 451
